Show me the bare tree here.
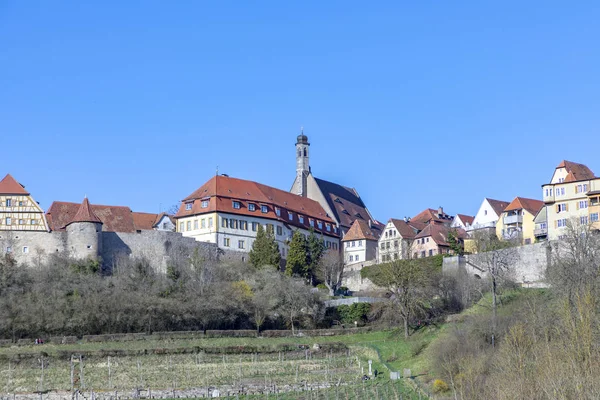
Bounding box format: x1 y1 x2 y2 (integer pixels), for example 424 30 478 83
365 257 437 338
317 251 345 296
467 231 520 347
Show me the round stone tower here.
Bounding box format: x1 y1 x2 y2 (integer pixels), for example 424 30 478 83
65 197 103 260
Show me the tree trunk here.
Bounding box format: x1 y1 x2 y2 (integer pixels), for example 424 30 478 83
491 275 497 348
290 313 295 335
329 287 335 297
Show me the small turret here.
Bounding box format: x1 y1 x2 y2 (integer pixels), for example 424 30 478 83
65 197 103 260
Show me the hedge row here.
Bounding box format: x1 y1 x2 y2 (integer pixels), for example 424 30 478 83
0 342 349 361
0 326 374 347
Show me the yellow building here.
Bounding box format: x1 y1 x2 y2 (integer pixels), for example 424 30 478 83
496 197 544 245
542 160 600 240
0 174 48 232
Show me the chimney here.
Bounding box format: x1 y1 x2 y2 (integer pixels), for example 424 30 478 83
438 206 443 218
404 216 408 222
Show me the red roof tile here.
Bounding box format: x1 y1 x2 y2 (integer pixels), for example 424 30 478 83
389 219 420 239
66 198 102 226
0 174 29 195
456 214 475 226
504 197 544 216
342 219 379 241
415 224 467 246
411 208 453 225
486 198 511 217
177 175 339 238
557 160 595 182
132 212 160 231
47 201 138 232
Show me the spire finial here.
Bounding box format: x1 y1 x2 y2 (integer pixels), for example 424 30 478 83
216 165 219 176
300 126 304 135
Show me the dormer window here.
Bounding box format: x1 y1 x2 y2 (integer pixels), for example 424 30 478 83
299 215 304 224
317 221 323 229
232 201 241 209
288 211 293 221
185 203 193 211
326 224 331 232
201 200 209 208
342 209 349 215
249 203 256 211
275 207 281 216
261 205 268 213
309 219 314 227
334 198 343 204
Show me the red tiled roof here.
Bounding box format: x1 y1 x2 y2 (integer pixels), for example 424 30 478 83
415 224 467 246
313 177 382 232
389 219 420 239
504 197 544 216
66 198 102 226
177 175 339 237
342 219 379 241
132 212 160 231
0 174 29 195
411 208 453 225
456 214 475 226
486 198 511 217
46 201 146 232
557 160 595 182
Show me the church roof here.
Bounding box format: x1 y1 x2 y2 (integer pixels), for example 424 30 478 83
0 174 29 195
66 198 102 226
313 177 382 232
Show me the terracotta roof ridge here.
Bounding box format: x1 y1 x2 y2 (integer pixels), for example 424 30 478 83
0 173 30 195
66 198 103 226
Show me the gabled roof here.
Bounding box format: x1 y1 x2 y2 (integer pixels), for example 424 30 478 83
66 198 102 227
177 175 338 237
485 198 511 217
389 218 420 239
411 208 453 226
0 174 29 195
414 223 467 246
313 177 381 231
557 160 595 182
342 219 379 242
504 197 544 216
46 201 154 232
456 214 475 226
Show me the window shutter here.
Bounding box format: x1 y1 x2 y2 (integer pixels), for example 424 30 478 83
566 203 569 212
554 220 557 228
556 205 560 213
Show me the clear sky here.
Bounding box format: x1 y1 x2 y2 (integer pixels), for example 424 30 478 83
2 1 599 222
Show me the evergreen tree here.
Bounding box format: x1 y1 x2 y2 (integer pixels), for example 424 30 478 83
286 231 309 276
249 224 281 269
307 229 326 285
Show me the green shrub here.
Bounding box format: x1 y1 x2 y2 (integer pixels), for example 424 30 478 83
337 303 371 325
433 379 449 393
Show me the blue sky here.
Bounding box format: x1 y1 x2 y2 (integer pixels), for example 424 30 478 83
2 1 599 221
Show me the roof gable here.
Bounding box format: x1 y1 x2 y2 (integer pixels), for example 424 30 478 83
504 197 544 216
485 198 511 217
342 219 379 241
389 218 420 239
0 174 29 195
551 160 596 183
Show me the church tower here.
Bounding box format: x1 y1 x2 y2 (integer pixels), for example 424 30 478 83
296 129 310 197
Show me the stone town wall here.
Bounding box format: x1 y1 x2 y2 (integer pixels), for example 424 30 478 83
0 229 218 273
0 230 67 266
101 230 218 273
341 260 380 294
443 241 551 287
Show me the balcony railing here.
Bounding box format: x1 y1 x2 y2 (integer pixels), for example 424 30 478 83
534 227 548 237
466 221 496 231
503 214 523 225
